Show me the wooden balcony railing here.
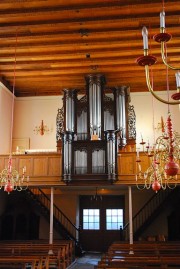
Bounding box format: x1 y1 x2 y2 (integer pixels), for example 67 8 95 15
0 152 63 187
0 151 179 186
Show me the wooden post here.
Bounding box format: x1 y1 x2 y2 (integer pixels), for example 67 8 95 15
128 186 134 254
48 187 54 255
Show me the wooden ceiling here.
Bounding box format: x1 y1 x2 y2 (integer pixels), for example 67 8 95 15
0 0 179 97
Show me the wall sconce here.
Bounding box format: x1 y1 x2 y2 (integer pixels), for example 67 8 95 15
34 120 52 136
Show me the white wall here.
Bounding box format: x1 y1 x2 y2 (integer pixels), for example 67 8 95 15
13 96 63 151
131 91 180 150
0 83 13 154
0 88 179 154
15 91 180 151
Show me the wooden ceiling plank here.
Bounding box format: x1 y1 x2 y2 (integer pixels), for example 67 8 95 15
0 0 179 97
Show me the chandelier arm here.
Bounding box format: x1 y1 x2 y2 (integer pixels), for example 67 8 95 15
136 176 151 190
166 181 177 189
16 186 28 191
136 184 146 190
145 65 180 105
144 180 152 189
136 164 153 190
161 42 179 70
160 183 167 190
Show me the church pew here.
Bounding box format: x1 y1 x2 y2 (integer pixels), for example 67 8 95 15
0 255 45 269
107 241 180 256
0 240 74 269
96 242 180 269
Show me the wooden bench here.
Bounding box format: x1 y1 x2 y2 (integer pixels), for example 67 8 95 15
0 240 75 269
96 241 180 269
0 255 45 269
108 241 180 256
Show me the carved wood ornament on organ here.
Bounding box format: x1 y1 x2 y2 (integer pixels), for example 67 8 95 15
56 74 136 184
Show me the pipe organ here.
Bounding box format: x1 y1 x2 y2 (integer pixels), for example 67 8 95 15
56 74 136 183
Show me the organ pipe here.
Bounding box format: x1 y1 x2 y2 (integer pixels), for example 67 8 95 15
86 74 106 139
63 89 77 133
114 86 129 147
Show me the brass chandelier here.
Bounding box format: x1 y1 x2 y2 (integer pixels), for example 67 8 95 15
135 3 180 192
136 8 180 105
136 114 180 192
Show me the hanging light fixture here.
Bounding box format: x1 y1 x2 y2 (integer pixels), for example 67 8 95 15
0 161 29 194
136 113 180 192
0 32 29 194
135 1 180 192
136 4 180 105
91 187 102 201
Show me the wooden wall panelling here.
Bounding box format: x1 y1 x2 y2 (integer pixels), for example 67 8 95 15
33 157 48 176
5 156 17 169
18 156 32 176
118 152 136 175
138 152 151 172
48 156 61 176
0 157 5 171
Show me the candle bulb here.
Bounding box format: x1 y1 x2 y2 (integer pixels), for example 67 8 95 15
175 72 180 88
142 26 148 50
136 149 140 158
160 11 165 29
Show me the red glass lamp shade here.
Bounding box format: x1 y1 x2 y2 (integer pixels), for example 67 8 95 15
136 55 157 66
153 33 172 43
171 92 180 101
4 181 13 194
152 179 161 192
165 159 179 176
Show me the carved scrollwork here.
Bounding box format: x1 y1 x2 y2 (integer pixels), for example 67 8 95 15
128 104 136 139
56 107 64 141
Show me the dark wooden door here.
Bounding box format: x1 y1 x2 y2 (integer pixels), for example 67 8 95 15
168 209 180 240
79 195 125 252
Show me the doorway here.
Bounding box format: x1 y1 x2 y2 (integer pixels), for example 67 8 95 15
79 195 125 252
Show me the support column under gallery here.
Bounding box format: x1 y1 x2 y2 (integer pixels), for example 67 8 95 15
128 186 134 254
48 187 54 255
